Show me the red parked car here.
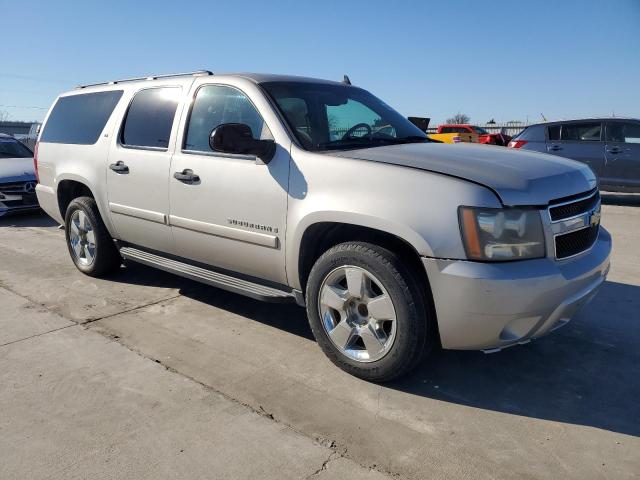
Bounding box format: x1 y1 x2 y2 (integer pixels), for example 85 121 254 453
436 124 512 146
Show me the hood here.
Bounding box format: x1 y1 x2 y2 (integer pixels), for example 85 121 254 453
332 143 597 206
0 156 36 184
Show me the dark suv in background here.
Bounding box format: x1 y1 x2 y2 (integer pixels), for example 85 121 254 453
509 118 640 193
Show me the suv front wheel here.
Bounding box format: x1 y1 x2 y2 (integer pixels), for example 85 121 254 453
64 196 121 277
306 242 432 382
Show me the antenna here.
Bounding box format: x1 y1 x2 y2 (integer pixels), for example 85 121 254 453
540 113 547 122
342 75 351 85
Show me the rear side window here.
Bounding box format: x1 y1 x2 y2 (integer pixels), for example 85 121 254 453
40 91 123 145
513 124 544 141
560 122 601 141
547 125 560 141
606 122 640 143
121 87 180 149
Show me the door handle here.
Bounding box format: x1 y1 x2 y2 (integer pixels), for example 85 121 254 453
109 161 129 173
549 145 562 152
606 147 623 154
173 169 200 184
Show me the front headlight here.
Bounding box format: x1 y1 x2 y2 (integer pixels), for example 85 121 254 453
458 207 545 261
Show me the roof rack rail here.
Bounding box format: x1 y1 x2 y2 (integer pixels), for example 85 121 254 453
76 70 213 89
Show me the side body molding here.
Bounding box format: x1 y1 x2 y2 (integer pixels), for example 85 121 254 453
169 215 279 248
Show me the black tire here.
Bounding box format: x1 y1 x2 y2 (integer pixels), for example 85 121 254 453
305 242 433 382
64 196 121 277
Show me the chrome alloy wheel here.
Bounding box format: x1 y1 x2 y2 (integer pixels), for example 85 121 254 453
69 210 96 266
318 265 397 362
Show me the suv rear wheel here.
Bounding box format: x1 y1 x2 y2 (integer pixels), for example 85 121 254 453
64 196 121 277
305 242 432 382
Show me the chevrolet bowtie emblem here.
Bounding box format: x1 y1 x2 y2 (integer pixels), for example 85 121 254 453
589 210 601 227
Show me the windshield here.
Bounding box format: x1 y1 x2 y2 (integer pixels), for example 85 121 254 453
0 138 33 159
261 81 428 151
473 126 489 134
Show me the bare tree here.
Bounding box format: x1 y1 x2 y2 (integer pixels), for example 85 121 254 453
446 112 470 124
0 110 8 122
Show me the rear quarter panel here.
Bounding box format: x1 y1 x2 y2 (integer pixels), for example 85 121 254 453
35 86 128 235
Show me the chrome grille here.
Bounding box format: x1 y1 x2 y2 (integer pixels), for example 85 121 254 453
549 190 600 221
549 189 601 259
555 225 599 259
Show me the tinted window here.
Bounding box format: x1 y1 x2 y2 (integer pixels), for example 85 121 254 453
262 81 426 151
440 127 455 133
560 122 601 141
0 138 33 158
184 85 269 152
276 97 309 138
547 125 560 141
40 91 123 145
326 99 396 140
121 87 180 149
512 125 543 141
606 122 640 144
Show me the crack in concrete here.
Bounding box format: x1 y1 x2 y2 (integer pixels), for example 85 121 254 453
0 285 180 347
0 324 75 348
79 293 182 326
304 451 340 479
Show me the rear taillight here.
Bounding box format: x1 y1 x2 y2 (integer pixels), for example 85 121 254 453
452 136 461 143
508 140 528 148
33 142 40 183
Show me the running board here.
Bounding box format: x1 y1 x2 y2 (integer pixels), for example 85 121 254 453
119 246 302 304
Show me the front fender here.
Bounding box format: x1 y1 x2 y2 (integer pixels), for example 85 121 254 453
285 148 502 289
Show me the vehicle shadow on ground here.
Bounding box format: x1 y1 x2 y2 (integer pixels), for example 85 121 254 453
109 262 317 340
388 279 640 438
116 263 640 437
0 211 58 228
124 264 640 438
601 192 640 206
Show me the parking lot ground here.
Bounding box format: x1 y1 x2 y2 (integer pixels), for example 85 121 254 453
0 278 389 480
0 195 639 479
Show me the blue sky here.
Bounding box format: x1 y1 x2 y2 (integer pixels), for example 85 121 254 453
1 0 638 125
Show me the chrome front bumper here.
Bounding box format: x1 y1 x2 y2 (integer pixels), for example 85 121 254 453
422 227 611 350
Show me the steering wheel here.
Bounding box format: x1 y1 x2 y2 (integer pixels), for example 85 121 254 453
342 123 372 140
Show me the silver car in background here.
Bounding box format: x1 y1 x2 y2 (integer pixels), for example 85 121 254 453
509 118 640 193
0 134 39 217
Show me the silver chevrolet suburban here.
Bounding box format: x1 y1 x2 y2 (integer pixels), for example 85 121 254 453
35 71 611 381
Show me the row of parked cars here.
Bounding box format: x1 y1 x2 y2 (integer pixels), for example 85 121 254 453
2 116 638 220
428 124 512 146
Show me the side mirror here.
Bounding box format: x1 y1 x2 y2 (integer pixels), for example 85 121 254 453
209 123 276 163
408 117 430 132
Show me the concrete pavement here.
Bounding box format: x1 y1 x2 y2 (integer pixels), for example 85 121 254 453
0 195 639 479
